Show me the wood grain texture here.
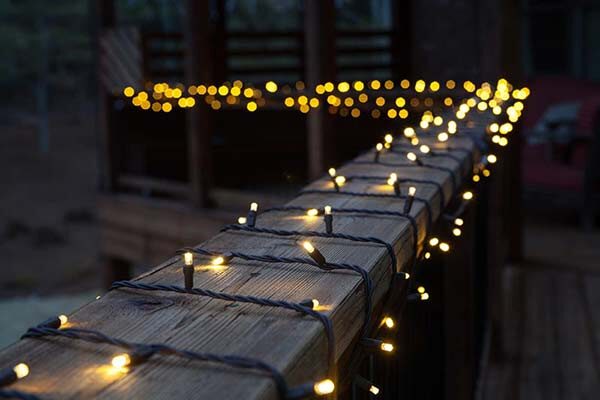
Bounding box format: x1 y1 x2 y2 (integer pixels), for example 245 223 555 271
0 134 478 399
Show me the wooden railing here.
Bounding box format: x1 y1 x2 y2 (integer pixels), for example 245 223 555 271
135 29 400 84
0 108 514 399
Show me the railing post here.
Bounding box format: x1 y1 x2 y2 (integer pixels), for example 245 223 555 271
304 0 336 180
444 206 476 399
184 0 213 207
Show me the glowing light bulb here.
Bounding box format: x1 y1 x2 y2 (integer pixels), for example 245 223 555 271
334 176 346 186
411 137 419 145
421 293 430 300
314 379 335 395
238 216 247 224
384 134 393 144
387 173 397 186
58 315 68 326
463 191 474 200
418 286 425 294
376 143 383 152
439 242 450 252
123 86 134 97
487 154 497 164
419 145 430 154
307 208 319 217
453 228 462 236
265 81 278 93
211 256 225 266
383 317 395 328
302 241 315 253
403 127 416 138
370 385 380 395
312 299 320 309
380 342 394 352
429 237 439 246
324 205 332 215
438 132 449 142
250 202 258 212
455 218 464 226
408 186 417 196
407 152 417 162
111 354 131 369
328 168 336 177
13 363 29 379
424 251 431 259
183 252 194 266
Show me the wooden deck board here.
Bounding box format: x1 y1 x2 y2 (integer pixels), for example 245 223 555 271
0 134 477 399
480 221 600 400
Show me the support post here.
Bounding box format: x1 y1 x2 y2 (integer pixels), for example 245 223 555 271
304 0 336 180
184 0 214 207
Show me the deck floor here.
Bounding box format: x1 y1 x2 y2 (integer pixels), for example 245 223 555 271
479 218 600 399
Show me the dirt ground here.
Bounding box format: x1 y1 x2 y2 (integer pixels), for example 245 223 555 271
0 110 102 297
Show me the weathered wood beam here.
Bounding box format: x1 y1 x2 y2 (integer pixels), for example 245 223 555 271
0 132 478 399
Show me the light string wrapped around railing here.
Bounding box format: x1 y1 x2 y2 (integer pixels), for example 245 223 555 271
300 189 434 238
175 246 375 342
261 205 419 275
21 315 332 399
220 221 398 277
0 362 38 400
343 174 446 210
8 78 527 399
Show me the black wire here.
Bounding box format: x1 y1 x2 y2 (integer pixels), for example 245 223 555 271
350 160 459 193
344 175 445 211
220 224 397 277
261 206 420 273
23 324 299 399
174 247 374 341
299 189 433 237
389 145 463 164
109 280 337 378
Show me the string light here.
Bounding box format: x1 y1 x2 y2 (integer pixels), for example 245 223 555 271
354 375 380 396
380 342 394 352
300 299 320 310
388 173 400 196
382 317 395 329
183 251 194 290
404 186 416 214
328 168 346 191
301 241 326 267
406 152 423 166
307 208 319 217
374 143 383 162
324 205 333 234
247 202 258 227
0 363 30 387
29 78 527 398
313 379 335 396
